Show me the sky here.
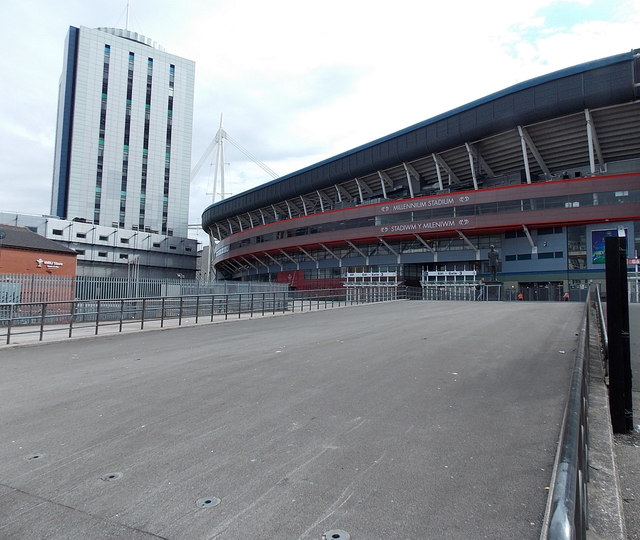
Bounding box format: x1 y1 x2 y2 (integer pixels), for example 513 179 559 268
1 0 639 246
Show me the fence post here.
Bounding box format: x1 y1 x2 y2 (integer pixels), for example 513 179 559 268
39 302 46 341
161 297 165 328
119 299 125 332
195 294 200 324
68 301 76 338
210 294 215 322
95 300 101 335
141 298 146 330
6 304 14 345
179 297 184 326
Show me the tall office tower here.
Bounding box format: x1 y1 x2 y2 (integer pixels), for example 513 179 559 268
51 26 195 237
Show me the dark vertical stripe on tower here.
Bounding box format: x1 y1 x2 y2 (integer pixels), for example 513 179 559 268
53 26 79 219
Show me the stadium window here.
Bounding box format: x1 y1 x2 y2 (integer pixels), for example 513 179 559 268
517 253 532 260
76 232 86 239
98 251 107 257
52 229 63 236
538 226 563 235
153 242 161 248
99 235 109 241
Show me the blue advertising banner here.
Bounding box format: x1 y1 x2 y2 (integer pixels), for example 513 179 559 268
592 229 627 264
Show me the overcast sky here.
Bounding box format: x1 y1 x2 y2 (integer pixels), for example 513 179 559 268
1 0 639 245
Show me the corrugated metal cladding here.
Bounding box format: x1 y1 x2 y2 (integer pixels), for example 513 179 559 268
202 50 639 229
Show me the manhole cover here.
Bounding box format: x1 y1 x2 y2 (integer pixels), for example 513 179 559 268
322 531 350 540
100 472 122 481
196 497 221 508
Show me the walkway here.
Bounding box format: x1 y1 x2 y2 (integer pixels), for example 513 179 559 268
0 301 590 538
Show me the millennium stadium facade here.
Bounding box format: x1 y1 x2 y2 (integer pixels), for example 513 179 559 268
202 49 640 300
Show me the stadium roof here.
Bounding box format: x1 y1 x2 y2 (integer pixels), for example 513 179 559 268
202 48 640 231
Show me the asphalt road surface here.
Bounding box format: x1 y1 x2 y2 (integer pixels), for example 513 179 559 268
0 301 582 539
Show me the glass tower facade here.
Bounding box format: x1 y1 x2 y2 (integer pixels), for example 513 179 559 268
51 26 195 237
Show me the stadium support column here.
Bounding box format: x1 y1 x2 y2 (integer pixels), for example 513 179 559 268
378 238 399 264
464 143 479 190
585 109 603 176
517 126 532 184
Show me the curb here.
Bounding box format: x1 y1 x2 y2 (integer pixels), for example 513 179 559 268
586 322 627 539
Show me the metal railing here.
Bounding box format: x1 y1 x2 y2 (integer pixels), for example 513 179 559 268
0 273 289 303
594 284 609 379
421 283 503 301
0 287 400 345
542 287 596 540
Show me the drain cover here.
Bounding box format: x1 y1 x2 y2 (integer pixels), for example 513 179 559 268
196 497 221 508
322 531 350 540
100 472 122 481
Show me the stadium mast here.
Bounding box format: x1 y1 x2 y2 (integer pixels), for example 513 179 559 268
191 114 279 204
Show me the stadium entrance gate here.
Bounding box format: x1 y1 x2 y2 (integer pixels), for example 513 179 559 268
345 270 401 303
420 270 480 301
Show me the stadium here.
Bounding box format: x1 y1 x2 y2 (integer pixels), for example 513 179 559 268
202 49 640 300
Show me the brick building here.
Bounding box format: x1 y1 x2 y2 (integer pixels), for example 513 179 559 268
0 225 77 277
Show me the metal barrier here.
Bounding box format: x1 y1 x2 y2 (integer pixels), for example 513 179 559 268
594 284 608 379
542 287 596 540
0 273 290 303
421 283 503 301
0 287 399 345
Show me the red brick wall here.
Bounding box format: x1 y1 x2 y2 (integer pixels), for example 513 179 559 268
0 247 77 277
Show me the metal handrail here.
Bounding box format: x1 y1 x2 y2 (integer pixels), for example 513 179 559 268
0 286 402 345
594 284 609 377
542 287 593 540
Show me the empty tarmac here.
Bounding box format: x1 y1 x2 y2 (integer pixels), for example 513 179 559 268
0 301 582 539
